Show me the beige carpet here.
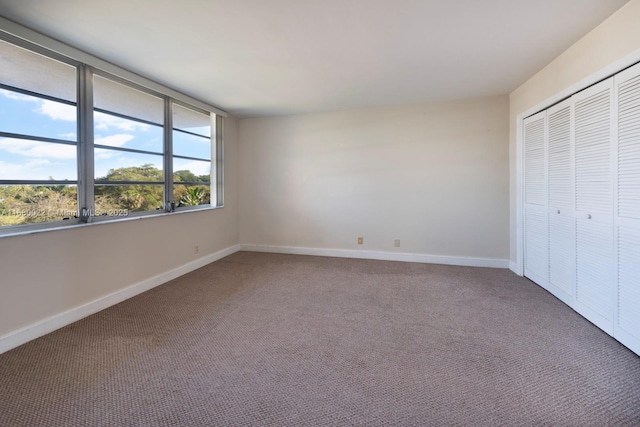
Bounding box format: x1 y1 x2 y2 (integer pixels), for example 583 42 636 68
1 252 639 426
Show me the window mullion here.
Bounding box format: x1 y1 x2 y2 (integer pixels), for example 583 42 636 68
216 115 224 207
164 98 174 212
77 64 95 222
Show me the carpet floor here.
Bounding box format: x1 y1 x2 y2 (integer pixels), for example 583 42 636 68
1 251 639 426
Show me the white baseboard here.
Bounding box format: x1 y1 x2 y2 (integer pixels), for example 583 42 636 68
0 244 241 355
240 244 509 268
509 260 521 276
0 243 507 354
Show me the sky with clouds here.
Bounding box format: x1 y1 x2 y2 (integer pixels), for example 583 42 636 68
0 88 211 182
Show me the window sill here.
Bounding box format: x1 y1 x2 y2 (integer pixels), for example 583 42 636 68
0 204 223 239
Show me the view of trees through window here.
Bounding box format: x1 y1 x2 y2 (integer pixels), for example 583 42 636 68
0 167 210 226
0 37 217 230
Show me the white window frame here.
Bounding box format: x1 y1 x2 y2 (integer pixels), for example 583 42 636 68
0 17 226 237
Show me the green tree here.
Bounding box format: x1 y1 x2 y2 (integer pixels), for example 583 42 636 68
101 164 163 182
1 165 211 228
179 186 206 206
0 183 78 226
173 169 198 183
173 170 210 205
95 164 164 212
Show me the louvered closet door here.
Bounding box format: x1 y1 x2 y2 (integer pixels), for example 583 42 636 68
614 63 640 355
573 78 615 334
547 99 575 304
524 111 548 284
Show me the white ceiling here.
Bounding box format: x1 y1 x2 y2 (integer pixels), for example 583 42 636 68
0 0 630 118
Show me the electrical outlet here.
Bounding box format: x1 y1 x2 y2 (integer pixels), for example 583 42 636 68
394 239 401 247
194 244 199 254
357 237 363 245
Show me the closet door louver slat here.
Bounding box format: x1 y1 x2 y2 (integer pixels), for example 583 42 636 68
575 87 613 215
525 116 546 206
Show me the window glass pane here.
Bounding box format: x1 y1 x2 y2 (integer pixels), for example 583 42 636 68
173 158 211 183
0 137 77 180
95 149 163 182
94 111 163 153
174 184 210 207
92 75 165 214
0 39 76 102
172 103 211 137
173 130 211 160
0 185 77 226
0 89 77 141
95 184 164 213
94 74 163 125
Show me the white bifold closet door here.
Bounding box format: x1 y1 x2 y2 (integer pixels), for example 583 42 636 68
524 111 548 285
572 78 615 334
523 66 640 356
614 62 640 354
547 99 575 305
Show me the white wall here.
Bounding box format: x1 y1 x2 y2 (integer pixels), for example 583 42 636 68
239 96 509 262
509 0 640 264
0 116 239 343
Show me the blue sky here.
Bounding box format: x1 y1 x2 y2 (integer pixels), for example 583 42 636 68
0 89 211 181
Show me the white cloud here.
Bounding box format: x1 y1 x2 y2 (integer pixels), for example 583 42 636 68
94 111 150 131
95 134 134 148
0 137 76 160
0 90 77 125
1 90 151 135
174 160 211 176
95 149 119 160
93 135 133 164
0 89 39 103
59 132 77 139
37 100 76 121
0 158 53 180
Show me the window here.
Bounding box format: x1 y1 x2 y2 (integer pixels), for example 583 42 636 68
0 35 223 234
172 103 213 208
0 38 79 227
93 74 165 215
